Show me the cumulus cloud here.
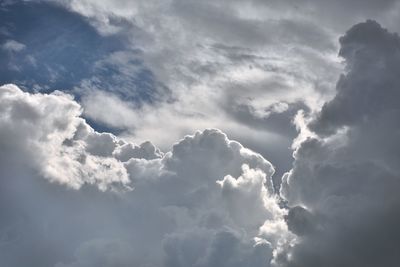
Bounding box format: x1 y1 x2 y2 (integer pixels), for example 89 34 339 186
0 84 130 191
280 20 400 267
0 84 292 266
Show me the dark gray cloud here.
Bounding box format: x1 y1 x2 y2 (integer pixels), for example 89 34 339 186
311 20 400 135
225 100 308 138
280 20 400 267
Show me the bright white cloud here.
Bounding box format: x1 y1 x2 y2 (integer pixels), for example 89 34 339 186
0 84 292 266
0 84 130 191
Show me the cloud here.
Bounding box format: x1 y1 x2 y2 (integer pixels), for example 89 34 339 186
55 239 137 267
3 0 400 182
279 20 400 266
81 90 139 130
0 0 346 179
0 84 130 191
0 1 165 106
50 0 342 177
1 40 25 52
2 1 400 265
311 20 400 135
0 84 291 266
163 229 274 267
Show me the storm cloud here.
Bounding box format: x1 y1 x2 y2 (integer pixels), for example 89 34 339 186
280 20 400 267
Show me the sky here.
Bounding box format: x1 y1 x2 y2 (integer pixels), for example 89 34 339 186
1 0 400 266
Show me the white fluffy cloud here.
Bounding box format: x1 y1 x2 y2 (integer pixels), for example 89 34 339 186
0 84 130 191
0 84 292 266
